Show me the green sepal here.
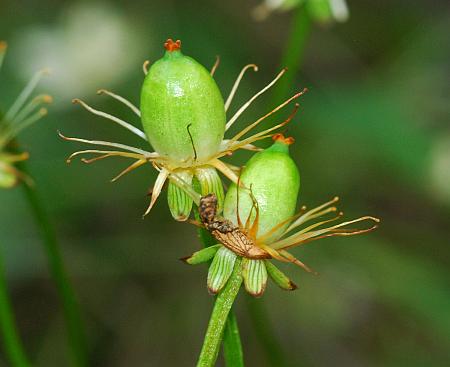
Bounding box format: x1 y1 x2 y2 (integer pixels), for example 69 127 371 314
167 170 193 221
207 247 237 294
181 244 221 265
264 260 297 291
195 167 225 213
242 258 268 297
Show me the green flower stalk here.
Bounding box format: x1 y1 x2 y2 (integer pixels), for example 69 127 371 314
0 246 30 367
0 41 51 188
61 39 306 219
186 134 380 297
1 42 87 367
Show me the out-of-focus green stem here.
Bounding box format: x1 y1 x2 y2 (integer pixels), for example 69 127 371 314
271 7 311 106
196 258 243 367
222 310 244 367
247 7 311 367
14 152 87 367
246 297 289 367
0 247 30 367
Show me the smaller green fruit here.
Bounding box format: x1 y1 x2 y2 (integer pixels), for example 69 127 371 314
224 134 300 242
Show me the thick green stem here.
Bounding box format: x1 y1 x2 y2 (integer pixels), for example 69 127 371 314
197 257 243 367
14 153 87 367
194 196 244 367
0 247 30 367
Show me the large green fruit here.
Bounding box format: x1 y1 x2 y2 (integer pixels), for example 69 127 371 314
140 39 226 163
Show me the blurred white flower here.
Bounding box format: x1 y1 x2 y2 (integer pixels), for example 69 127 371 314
12 2 144 106
253 0 349 23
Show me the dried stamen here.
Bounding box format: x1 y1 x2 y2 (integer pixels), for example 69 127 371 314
272 216 380 250
58 131 156 157
72 98 147 140
65 149 148 164
143 168 169 217
224 103 300 154
111 159 147 182
224 64 258 112
228 88 307 144
97 89 141 117
225 68 287 131
286 197 340 233
210 158 240 184
257 206 309 243
142 60 150 75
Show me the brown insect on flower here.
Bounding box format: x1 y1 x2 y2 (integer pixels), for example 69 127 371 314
197 191 379 272
198 193 270 260
184 134 380 296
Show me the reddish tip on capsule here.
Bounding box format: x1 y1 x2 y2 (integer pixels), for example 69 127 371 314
272 133 295 145
164 38 181 52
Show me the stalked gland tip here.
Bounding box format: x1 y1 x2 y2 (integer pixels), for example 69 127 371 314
164 38 181 52
272 133 295 145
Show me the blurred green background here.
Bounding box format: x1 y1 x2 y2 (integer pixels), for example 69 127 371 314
1 0 449 366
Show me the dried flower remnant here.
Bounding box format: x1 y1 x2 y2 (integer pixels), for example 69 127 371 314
61 38 306 219
184 134 380 296
0 41 51 188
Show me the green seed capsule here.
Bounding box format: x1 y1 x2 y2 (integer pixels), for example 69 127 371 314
140 39 226 162
223 134 300 242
